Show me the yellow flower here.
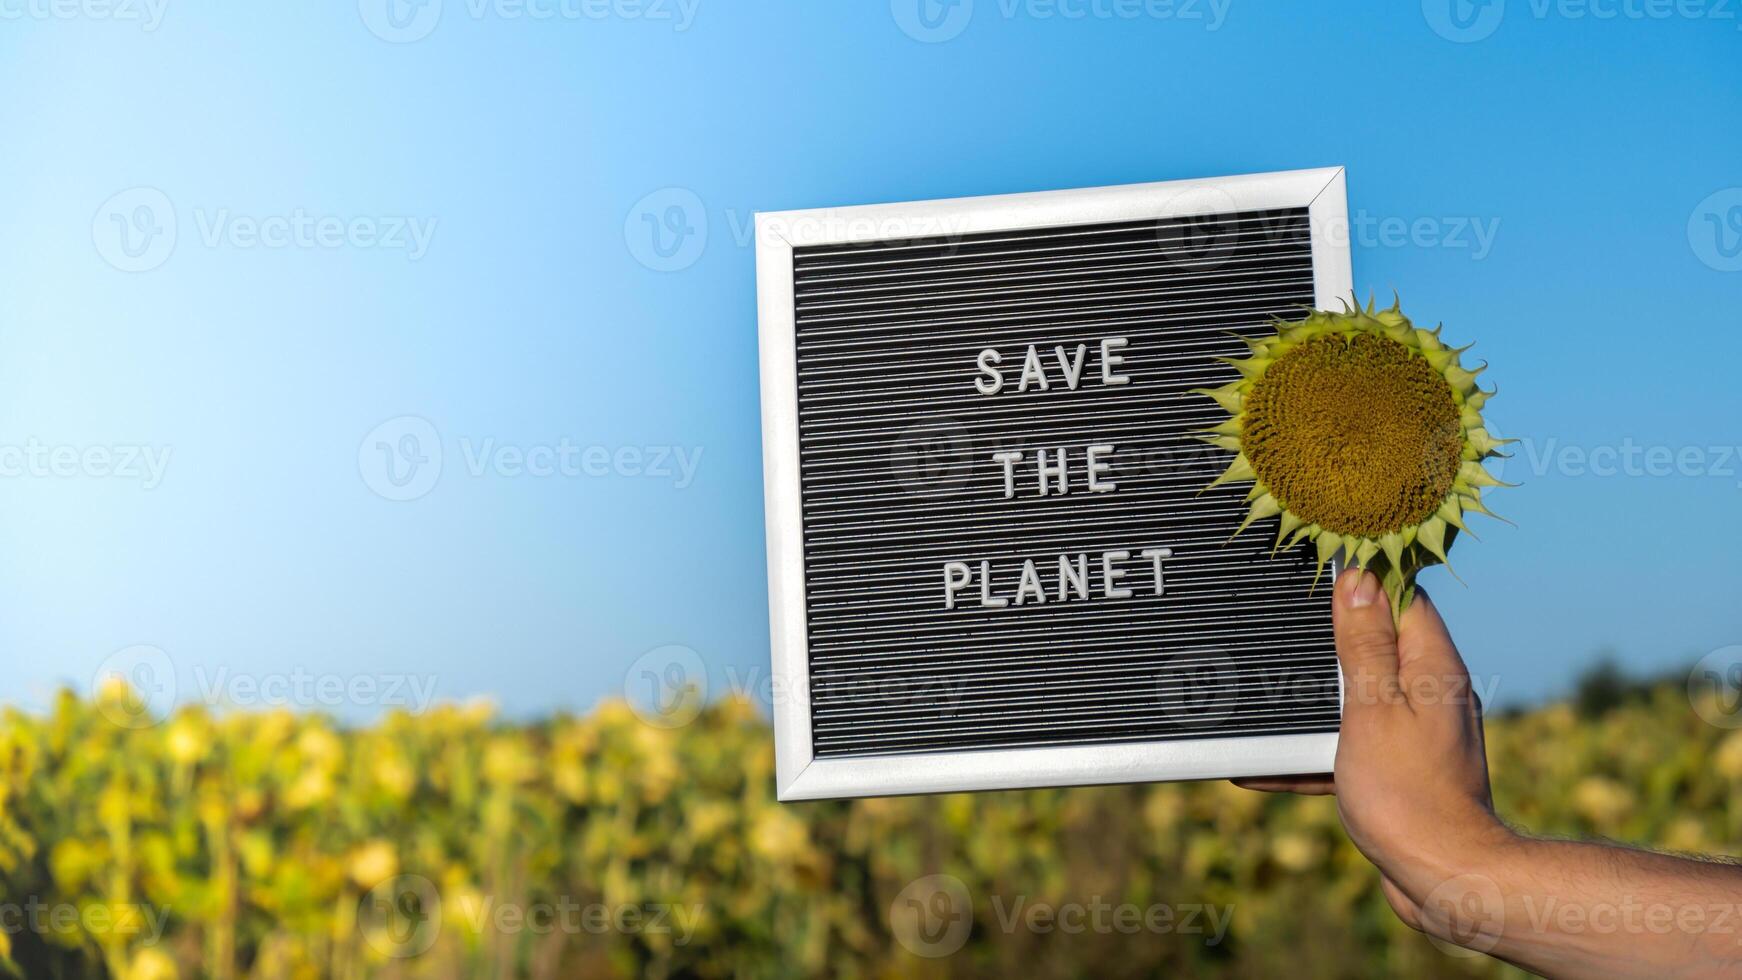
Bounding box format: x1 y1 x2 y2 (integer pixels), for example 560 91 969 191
50 838 95 892
283 768 334 810
1662 816 1707 853
460 696 498 727
1271 831 1326 873
1714 730 1742 780
749 807 808 864
296 726 343 768
125 947 179 980
1571 776 1633 827
166 714 211 765
369 748 416 799
482 737 537 786
348 840 399 889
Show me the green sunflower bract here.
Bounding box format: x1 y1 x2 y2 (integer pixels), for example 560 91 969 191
1193 298 1511 620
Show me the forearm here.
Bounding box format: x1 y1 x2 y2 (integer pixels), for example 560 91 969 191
1421 831 1742 978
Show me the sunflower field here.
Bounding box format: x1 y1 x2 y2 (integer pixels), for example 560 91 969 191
1 678 1738 980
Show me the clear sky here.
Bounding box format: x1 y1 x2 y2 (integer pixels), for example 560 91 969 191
1 1 1737 719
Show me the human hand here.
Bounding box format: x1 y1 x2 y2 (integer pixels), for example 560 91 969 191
1234 568 1515 934
1237 569 1742 976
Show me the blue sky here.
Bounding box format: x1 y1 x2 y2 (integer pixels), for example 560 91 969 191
0 1 1737 718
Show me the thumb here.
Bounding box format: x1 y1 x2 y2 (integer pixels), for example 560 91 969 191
1334 569 1404 711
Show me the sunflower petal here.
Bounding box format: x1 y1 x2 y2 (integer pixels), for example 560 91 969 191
1202 454 1256 492
1190 384 1245 414
1233 493 1282 539
1417 517 1451 565
1273 511 1304 555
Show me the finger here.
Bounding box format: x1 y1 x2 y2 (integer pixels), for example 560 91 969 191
1395 589 1475 711
1333 569 1402 711
1230 775 1335 796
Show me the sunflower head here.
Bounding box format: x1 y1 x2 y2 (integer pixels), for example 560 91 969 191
1194 298 1510 620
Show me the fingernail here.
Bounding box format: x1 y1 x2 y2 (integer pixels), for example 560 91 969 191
1350 571 1381 608
1337 569 1360 599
